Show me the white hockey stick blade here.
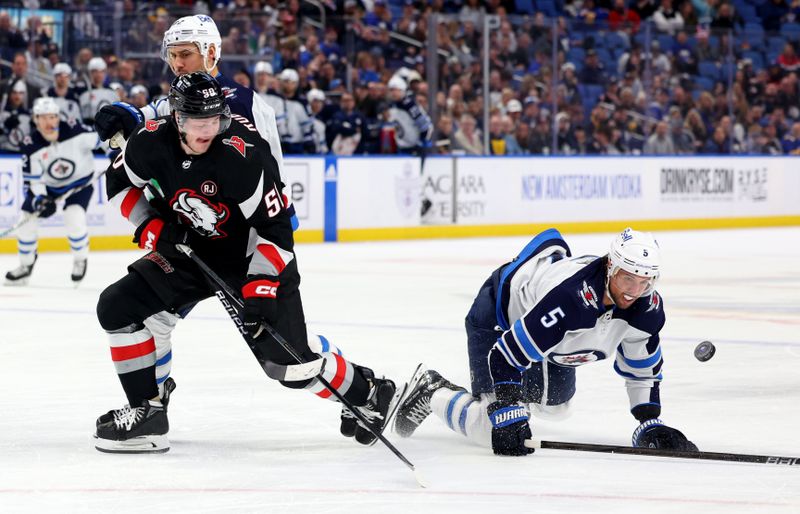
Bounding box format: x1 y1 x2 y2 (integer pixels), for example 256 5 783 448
413 466 429 488
109 131 125 149
524 439 542 450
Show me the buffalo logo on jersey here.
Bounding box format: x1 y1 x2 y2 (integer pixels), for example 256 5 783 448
47 157 76 180
646 292 661 313
170 189 229 238
578 281 599 310
222 136 253 157
549 350 607 366
140 119 167 133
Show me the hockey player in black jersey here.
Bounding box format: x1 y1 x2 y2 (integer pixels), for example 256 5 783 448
394 228 697 456
94 73 398 453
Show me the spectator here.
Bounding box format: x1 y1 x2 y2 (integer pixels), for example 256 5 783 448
328 92 366 155
644 121 676 154
578 49 608 85
777 43 800 73
387 75 433 155
758 0 789 32
781 122 800 154
307 88 329 154
653 0 685 35
669 110 695 154
555 112 579 154
453 113 483 155
47 63 83 122
128 84 149 109
703 126 732 153
0 12 27 64
631 0 659 20
0 53 41 110
0 80 33 152
711 3 744 30
609 0 641 33
432 113 456 154
587 125 618 154
488 114 522 155
233 68 252 88
253 61 275 95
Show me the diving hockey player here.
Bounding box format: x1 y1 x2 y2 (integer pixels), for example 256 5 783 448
394 228 697 456
93 72 399 453
5 97 100 286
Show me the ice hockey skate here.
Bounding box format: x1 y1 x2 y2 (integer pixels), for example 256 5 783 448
5 255 37 286
96 377 176 428
394 364 466 438
71 258 87 284
94 399 170 454
340 370 407 446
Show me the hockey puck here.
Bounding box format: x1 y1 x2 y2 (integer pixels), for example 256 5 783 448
694 340 716 362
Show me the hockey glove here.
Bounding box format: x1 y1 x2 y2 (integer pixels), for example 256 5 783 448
632 418 698 452
133 217 189 259
94 102 144 141
487 383 535 456
241 275 280 338
32 195 56 218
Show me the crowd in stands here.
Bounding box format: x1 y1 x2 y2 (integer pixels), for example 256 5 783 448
2 0 800 155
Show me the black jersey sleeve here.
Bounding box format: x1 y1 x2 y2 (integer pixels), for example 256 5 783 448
106 125 159 228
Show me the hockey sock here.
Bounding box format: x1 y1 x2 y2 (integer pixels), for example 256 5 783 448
16 218 38 266
430 389 492 446
108 325 159 406
63 205 89 260
304 353 370 406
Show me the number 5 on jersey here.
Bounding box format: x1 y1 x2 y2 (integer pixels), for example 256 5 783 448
264 186 283 217
540 307 565 328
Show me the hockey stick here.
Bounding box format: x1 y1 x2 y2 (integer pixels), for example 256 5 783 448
175 244 427 487
0 168 109 239
526 439 800 466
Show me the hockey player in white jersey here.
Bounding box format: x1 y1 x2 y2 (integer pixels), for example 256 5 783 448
79 57 118 126
4 97 100 285
47 63 84 123
394 227 697 456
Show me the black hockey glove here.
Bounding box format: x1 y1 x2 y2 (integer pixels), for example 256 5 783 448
487 383 535 456
4 115 20 132
632 419 698 452
32 194 56 218
133 216 189 259
241 275 280 338
94 102 144 141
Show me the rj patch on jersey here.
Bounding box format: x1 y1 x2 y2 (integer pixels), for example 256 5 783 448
141 119 167 133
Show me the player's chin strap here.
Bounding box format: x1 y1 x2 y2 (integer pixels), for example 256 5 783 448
174 243 427 488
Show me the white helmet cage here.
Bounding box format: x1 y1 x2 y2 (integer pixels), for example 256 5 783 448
33 97 60 116
161 15 222 73
607 227 661 297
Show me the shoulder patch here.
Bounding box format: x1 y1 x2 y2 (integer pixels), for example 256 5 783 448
578 280 599 310
646 292 661 313
140 119 167 133
222 135 253 157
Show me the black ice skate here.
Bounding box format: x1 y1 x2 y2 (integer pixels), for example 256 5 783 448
4 254 37 286
340 370 406 446
96 377 176 428
394 364 466 438
94 399 169 454
71 258 87 283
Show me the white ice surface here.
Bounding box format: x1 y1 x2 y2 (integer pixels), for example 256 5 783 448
1 228 799 513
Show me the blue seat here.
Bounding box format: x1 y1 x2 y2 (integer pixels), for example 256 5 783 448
568 47 585 62
780 23 800 40
693 76 714 92
536 0 558 17
515 0 536 15
698 61 720 80
767 36 785 53
742 50 765 70
737 4 758 20
606 31 629 50
657 34 674 51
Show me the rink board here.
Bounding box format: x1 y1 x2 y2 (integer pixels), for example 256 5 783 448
1 155 799 252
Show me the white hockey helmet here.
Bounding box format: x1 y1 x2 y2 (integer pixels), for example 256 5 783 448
607 227 660 296
161 15 222 72
387 75 407 93
33 97 60 116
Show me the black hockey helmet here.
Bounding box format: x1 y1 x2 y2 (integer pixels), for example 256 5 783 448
168 71 231 132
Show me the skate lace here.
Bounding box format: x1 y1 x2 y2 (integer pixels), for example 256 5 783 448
112 405 144 431
405 395 431 425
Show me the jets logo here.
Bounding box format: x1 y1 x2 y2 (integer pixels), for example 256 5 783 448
222 135 253 157
141 119 166 133
550 350 606 367
646 292 661 313
170 189 229 238
578 281 598 310
47 157 76 180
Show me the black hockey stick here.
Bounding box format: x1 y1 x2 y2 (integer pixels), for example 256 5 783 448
0 169 108 239
175 244 427 487
527 439 800 466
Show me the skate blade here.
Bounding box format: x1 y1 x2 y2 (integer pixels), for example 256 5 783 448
4 278 30 287
94 434 170 454
363 369 418 447
392 363 426 437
